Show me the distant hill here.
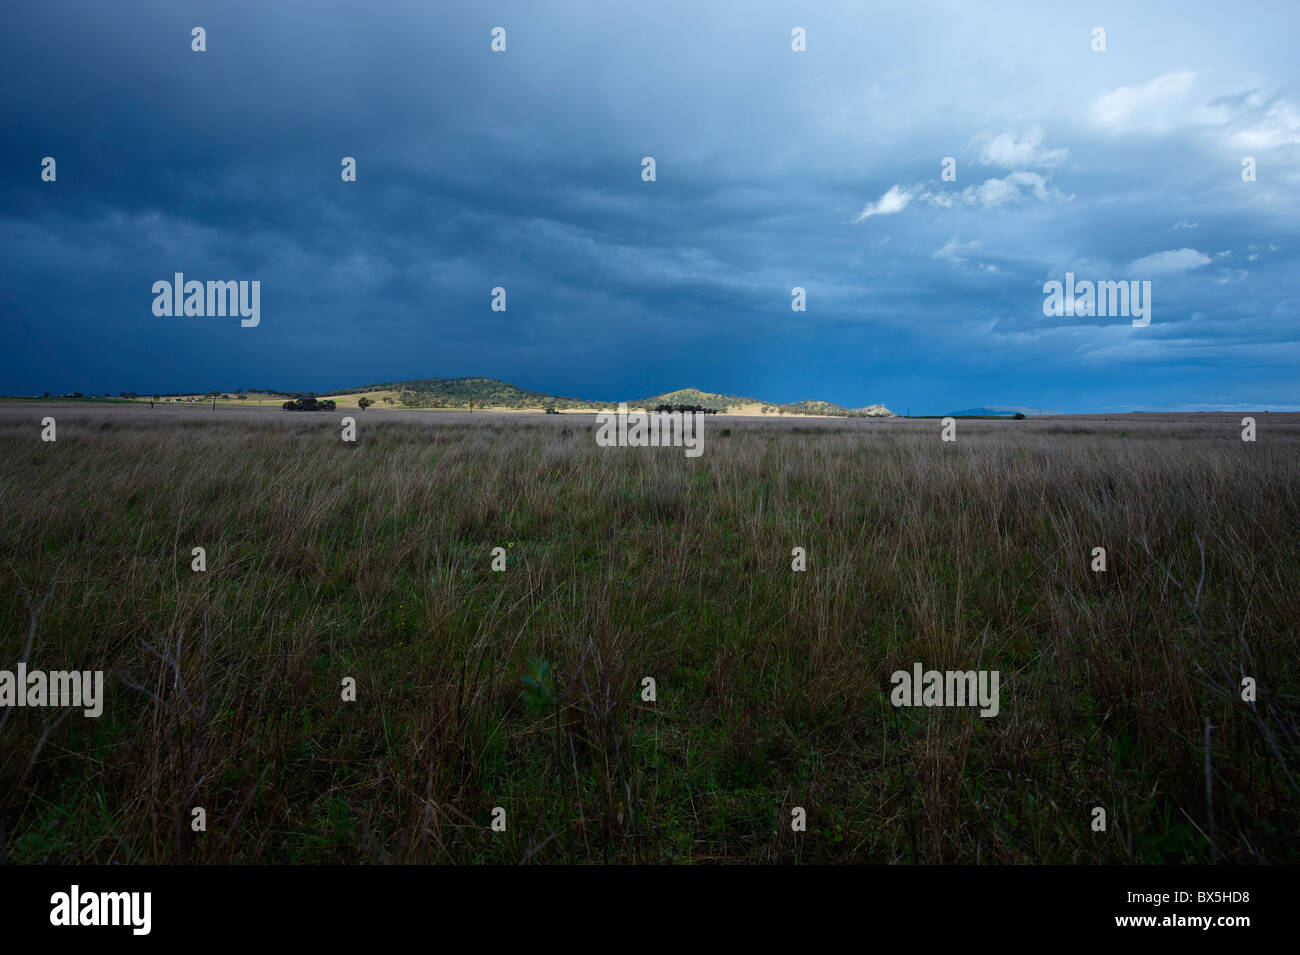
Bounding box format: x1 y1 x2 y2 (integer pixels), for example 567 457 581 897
312 377 897 417
329 376 607 410
635 387 761 412
949 406 1060 417
43 377 900 417
635 389 896 417
777 399 850 416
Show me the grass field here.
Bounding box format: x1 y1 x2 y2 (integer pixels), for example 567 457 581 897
1 402 1297 863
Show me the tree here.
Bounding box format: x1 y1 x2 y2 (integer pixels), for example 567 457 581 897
358 396 373 410
282 397 336 412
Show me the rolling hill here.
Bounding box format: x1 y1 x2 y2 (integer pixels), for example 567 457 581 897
948 406 1061 417
316 378 898 417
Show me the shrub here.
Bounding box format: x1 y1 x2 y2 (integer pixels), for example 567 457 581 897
282 397 337 412
653 403 719 415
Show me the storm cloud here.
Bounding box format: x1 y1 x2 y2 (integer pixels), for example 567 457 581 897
2 0 1297 412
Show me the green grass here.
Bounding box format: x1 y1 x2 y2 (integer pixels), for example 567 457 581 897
0 406 1297 863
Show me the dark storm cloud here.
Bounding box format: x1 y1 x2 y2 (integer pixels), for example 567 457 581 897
1 0 1297 411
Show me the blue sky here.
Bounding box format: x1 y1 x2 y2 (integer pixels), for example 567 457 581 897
2 0 1297 413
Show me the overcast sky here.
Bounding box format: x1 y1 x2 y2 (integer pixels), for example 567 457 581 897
3 1 1298 412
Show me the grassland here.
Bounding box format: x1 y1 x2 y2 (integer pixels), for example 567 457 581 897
0 403 1297 863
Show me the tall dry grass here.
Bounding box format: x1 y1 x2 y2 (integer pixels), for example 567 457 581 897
1 403 1296 863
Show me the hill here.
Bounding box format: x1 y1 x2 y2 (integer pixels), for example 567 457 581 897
328 377 608 411
777 399 851 416
635 389 897 418
634 387 762 412
330 380 898 416
948 406 1061 417
85 377 897 417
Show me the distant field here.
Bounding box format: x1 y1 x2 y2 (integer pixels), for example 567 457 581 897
1 402 1297 863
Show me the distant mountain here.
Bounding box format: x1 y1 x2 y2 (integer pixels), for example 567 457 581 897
948 406 1060 417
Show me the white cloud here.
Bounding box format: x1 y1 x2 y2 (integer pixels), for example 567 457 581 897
1230 98 1300 150
961 171 1069 207
971 125 1068 168
855 171 1069 222
934 237 980 263
1128 248 1212 275
965 176 1020 207
854 185 912 221
1091 71 1198 134
1091 72 1300 150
